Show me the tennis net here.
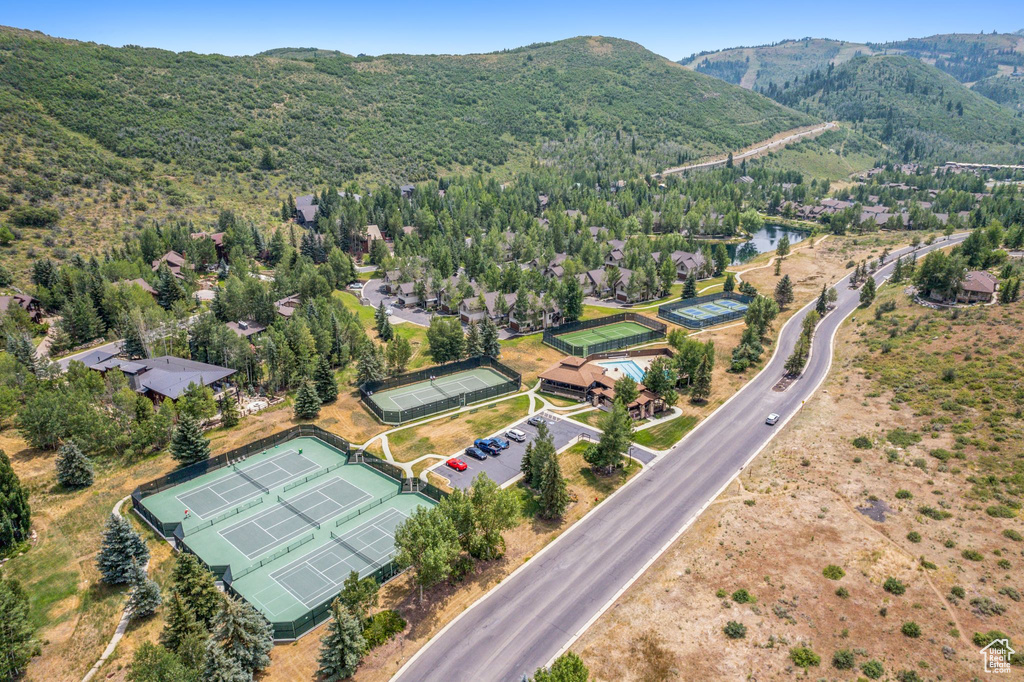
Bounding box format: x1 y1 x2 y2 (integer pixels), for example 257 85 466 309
278 495 321 529
430 378 455 399
330 531 381 569
233 464 270 494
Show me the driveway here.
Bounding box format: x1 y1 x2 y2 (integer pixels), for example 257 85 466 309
392 234 967 682
361 279 433 327
434 414 652 489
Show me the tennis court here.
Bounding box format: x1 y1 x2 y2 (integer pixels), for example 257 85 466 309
366 366 508 412
219 477 372 558
665 297 749 322
553 321 652 350
176 449 318 518
268 507 409 609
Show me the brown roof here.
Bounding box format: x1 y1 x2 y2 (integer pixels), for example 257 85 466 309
961 271 997 294
539 357 614 390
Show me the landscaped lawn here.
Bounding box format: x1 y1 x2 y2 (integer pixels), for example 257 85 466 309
386 394 531 462
633 413 698 450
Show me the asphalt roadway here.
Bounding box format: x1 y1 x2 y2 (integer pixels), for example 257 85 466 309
392 233 968 682
436 414 654 490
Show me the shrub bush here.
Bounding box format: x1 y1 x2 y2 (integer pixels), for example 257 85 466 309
362 610 407 649
895 489 913 499
715 588 727 598
789 646 820 668
900 621 921 638
1003 529 1023 542
723 621 747 639
852 436 872 449
950 585 966 599
832 649 855 670
731 589 755 604
918 505 951 520
886 428 921 447
961 549 984 561
986 505 1017 518
822 565 845 580
861 659 884 679
835 587 849 599
896 671 923 682
906 531 921 543
883 577 906 595
973 630 1010 648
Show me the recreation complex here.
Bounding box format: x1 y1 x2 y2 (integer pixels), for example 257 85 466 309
132 426 445 640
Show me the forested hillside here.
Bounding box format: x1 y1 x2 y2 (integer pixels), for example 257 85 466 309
0 28 810 192
765 55 1024 162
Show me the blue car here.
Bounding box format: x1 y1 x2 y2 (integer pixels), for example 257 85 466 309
473 439 500 455
487 436 510 450
465 446 488 461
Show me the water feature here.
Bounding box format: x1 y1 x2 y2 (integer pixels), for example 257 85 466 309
720 225 809 265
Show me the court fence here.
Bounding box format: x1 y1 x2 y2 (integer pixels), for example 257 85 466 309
542 312 666 356
359 355 522 425
657 291 754 329
130 425 447 641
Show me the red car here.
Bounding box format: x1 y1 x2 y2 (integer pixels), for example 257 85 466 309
446 458 468 472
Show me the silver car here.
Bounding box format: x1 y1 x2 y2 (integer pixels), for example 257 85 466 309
765 413 780 426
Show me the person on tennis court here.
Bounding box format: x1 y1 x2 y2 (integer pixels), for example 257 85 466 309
183 509 191 520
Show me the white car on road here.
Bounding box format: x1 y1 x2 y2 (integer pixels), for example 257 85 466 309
765 413 780 425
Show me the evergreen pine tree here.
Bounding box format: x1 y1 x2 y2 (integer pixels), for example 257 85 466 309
156 265 184 310
464 321 483 357
529 422 556 489
682 272 697 298
121 313 148 359
202 639 248 682
5 334 37 374
210 596 273 676
585 401 632 472
0 450 31 554
481 318 501 358
161 592 208 653
892 256 905 283
538 443 569 519
356 345 386 385
774 274 794 308
219 394 240 428
313 356 339 404
520 442 534 486
690 355 712 403
56 441 94 488
126 560 162 620
294 379 323 419
815 285 828 317
170 552 222 626
317 599 366 681
97 513 150 585
723 272 736 293
0 577 34 680
170 413 211 466
860 276 877 307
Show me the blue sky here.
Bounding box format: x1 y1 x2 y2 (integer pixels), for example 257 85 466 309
5 1 1024 61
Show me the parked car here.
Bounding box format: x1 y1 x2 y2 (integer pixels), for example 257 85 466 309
487 436 510 450
527 415 545 427
385 307 394 316
446 458 467 472
464 447 488 461
348 282 363 290
474 439 500 455
765 413 780 426
505 428 526 442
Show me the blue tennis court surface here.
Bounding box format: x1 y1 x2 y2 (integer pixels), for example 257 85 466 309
666 297 749 322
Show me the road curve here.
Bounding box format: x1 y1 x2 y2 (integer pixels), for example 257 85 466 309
392 233 966 682
659 122 837 176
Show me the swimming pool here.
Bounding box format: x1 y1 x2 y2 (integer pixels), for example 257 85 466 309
600 359 646 382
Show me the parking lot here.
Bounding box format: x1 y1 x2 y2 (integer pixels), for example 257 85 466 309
434 413 655 489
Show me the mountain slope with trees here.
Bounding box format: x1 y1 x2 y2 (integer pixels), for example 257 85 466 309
0 28 810 188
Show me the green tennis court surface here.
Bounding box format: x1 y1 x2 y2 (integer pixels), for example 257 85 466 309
553 320 651 349
366 367 508 412
137 436 438 627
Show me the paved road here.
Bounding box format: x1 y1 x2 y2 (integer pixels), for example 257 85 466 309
659 122 837 176
433 414 654 490
361 278 433 327
392 234 966 682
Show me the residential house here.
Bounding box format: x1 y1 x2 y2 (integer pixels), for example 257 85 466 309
274 294 302 318
508 292 561 333
576 269 607 297
190 231 226 259
400 184 415 199
84 355 236 404
956 271 998 304
355 224 385 257
124 278 158 298
226 320 266 339
152 251 188 279
0 293 43 323
383 270 404 295
458 291 516 325
669 250 706 280
396 281 438 309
